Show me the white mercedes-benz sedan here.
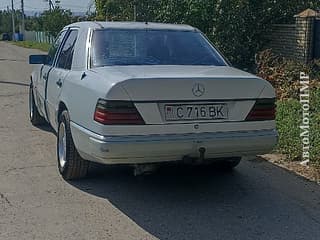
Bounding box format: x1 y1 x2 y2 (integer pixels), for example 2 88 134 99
29 21 277 179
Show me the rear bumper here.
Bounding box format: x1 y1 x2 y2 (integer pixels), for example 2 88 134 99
70 122 278 164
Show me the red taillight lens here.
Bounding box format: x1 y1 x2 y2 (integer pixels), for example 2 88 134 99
246 98 276 121
94 99 145 125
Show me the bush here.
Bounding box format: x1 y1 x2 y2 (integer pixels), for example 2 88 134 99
310 88 320 166
256 49 306 99
276 88 320 166
257 49 320 165
256 49 320 100
276 99 302 160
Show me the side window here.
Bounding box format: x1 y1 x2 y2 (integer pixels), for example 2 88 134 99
47 31 66 66
56 30 78 70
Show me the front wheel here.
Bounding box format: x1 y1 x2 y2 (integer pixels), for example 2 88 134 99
57 110 89 180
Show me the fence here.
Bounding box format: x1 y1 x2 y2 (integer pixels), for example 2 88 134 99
264 9 319 63
24 31 55 44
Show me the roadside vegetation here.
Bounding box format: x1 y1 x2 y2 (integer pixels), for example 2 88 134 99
256 50 320 167
12 41 51 52
0 8 77 38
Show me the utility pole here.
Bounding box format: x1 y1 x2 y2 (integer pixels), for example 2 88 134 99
21 0 25 37
11 0 16 41
48 0 55 11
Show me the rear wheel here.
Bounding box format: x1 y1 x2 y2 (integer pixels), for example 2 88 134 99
57 110 89 180
29 83 46 126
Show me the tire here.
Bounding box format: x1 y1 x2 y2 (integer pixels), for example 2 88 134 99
57 110 89 180
29 83 46 126
218 157 242 170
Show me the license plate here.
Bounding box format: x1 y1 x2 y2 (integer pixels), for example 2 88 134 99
164 104 228 121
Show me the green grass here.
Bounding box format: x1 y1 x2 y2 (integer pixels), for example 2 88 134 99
12 41 51 52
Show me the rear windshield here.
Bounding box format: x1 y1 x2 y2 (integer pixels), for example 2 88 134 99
91 29 227 67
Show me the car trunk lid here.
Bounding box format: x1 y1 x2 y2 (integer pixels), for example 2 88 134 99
93 65 273 124
94 65 267 101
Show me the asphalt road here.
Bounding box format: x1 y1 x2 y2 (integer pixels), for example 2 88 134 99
0 41 320 240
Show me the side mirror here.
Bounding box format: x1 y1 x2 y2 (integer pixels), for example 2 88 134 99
29 55 48 64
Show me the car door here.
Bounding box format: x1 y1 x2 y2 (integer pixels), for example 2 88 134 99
46 29 79 131
36 30 67 118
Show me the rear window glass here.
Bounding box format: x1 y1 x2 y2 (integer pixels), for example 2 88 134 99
91 29 226 67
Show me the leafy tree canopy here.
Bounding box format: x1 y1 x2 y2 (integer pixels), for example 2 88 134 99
95 0 320 69
40 7 72 37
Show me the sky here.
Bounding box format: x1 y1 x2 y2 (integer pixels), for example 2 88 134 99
0 0 94 13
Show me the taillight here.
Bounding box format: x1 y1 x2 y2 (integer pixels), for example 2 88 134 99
94 99 145 125
246 98 276 121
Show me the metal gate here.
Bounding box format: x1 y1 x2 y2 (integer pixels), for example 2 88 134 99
313 20 320 59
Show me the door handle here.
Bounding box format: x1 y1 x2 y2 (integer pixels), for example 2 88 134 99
43 73 48 81
56 79 62 87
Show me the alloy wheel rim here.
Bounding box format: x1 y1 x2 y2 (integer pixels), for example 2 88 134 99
58 122 67 169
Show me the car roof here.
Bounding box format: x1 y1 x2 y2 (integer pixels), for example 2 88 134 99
64 21 198 32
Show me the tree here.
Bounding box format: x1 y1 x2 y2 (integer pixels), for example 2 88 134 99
0 10 21 34
40 7 72 37
0 10 12 34
95 0 160 21
25 14 43 32
94 0 320 69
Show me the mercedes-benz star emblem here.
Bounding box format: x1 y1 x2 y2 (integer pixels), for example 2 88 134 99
192 83 205 97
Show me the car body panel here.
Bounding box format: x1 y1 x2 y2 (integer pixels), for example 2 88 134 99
91 65 273 100
46 68 69 130
37 64 51 118
70 121 277 164
29 21 278 165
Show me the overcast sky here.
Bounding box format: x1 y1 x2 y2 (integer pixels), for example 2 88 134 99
0 0 94 13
